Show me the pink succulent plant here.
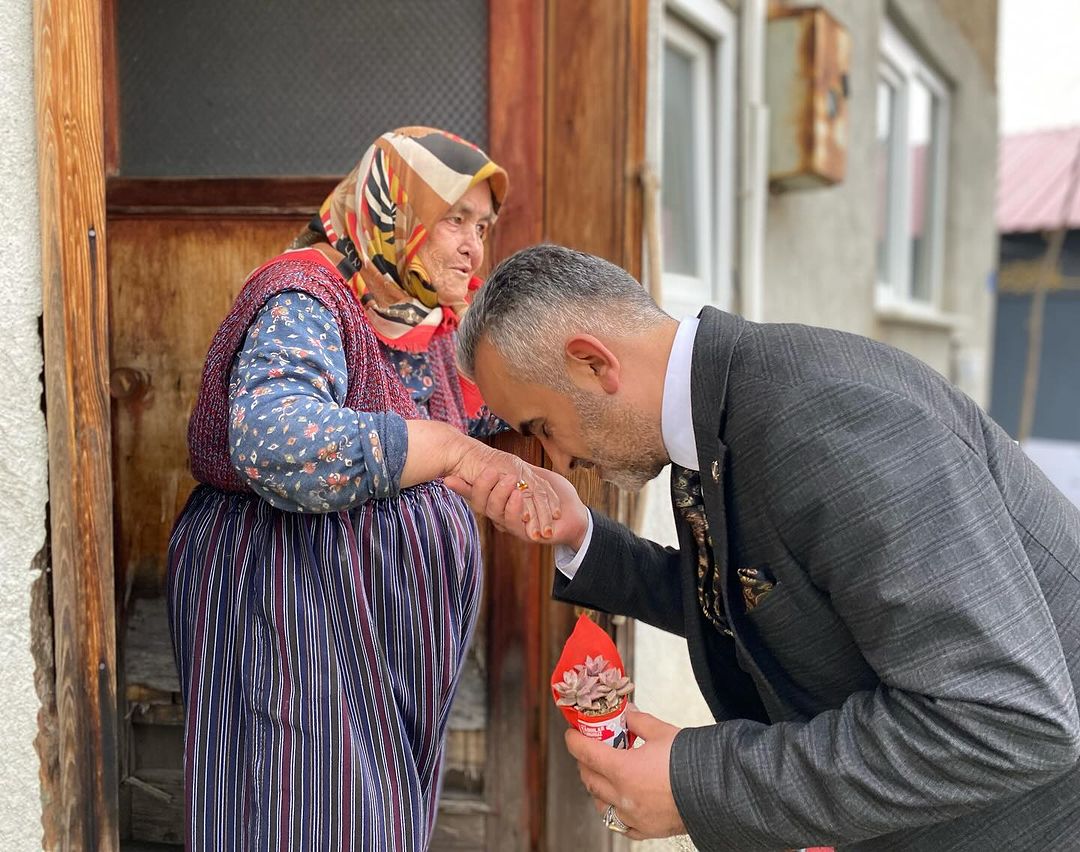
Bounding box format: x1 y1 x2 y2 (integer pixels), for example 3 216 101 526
554 654 633 715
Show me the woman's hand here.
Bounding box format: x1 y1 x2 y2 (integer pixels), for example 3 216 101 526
447 461 589 551
402 420 563 542
443 444 563 543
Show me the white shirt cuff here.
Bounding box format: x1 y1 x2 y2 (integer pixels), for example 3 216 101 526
554 511 594 580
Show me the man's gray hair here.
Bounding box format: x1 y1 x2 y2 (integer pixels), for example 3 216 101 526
457 244 669 385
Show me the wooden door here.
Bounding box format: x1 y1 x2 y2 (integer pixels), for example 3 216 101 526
36 0 118 846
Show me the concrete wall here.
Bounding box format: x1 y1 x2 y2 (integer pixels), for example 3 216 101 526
936 0 999 85
0 0 48 848
763 0 999 407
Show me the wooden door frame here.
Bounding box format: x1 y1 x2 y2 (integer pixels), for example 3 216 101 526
486 1 549 849
35 0 119 847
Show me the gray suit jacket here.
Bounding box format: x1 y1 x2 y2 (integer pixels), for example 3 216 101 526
554 307 1080 850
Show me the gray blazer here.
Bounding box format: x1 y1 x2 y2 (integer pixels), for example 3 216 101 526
554 307 1080 850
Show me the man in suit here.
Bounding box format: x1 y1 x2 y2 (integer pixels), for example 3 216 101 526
450 244 1080 850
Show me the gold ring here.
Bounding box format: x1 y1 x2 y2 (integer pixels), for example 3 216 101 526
515 479 529 491
603 804 630 834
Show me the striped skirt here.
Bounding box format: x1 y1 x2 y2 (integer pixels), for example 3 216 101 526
167 482 482 851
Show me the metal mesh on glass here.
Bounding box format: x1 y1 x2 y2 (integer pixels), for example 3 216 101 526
117 0 488 176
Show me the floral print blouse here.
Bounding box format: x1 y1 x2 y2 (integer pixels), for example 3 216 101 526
227 291 408 513
380 343 507 438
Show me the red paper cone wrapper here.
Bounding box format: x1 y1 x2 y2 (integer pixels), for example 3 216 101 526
551 614 636 749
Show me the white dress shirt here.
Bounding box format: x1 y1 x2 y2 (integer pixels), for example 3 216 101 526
554 317 701 579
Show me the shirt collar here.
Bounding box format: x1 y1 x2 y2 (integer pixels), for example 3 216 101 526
661 317 700 471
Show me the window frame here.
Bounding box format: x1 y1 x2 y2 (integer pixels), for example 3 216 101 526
876 19 951 316
657 0 736 317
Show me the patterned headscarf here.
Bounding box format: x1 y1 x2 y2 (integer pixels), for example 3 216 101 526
314 126 508 340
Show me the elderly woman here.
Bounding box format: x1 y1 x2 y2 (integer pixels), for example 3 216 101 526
168 127 554 850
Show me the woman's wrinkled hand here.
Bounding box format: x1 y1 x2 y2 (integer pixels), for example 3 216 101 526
445 451 587 548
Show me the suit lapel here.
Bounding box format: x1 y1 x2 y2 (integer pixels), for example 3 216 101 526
688 307 743 632
671 462 763 722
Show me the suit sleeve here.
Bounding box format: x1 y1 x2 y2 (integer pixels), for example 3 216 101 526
670 380 1080 850
553 509 687 637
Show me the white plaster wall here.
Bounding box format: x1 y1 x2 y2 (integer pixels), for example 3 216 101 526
763 0 999 406
0 0 48 847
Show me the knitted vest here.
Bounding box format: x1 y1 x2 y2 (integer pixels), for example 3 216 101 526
187 254 419 493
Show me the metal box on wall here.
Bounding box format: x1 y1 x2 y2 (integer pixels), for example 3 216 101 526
766 5 851 190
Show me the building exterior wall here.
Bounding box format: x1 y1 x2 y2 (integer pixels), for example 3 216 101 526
0 0 49 847
936 0 999 85
632 2 998 848
762 0 999 406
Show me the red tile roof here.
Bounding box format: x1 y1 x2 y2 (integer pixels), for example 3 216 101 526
997 126 1080 233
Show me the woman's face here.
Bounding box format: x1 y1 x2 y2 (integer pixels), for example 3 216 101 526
418 181 496 306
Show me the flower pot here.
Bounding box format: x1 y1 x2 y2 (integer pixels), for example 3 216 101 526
568 694 631 749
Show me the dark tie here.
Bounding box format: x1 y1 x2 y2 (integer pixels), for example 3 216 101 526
671 464 732 636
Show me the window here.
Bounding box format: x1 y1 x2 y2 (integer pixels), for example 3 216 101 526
658 0 736 317
876 20 950 311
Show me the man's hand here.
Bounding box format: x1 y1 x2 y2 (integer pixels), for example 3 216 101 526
565 708 687 841
446 461 589 550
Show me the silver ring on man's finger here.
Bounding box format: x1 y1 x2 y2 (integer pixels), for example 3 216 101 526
603 804 630 834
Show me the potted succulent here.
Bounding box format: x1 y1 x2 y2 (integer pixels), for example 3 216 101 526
551 616 636 749
554 654 634 715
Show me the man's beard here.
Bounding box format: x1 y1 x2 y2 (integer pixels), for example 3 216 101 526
570 390 667 492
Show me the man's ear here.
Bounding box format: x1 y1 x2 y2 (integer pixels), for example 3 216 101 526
564 335 620 395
